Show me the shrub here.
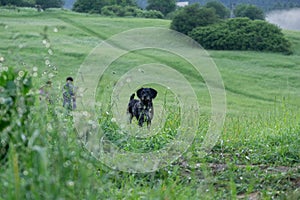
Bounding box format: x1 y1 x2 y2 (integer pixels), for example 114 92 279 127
139 9 164 19
170 4 219 35
101 5 163 18
188 18 292 54
101 5 125 17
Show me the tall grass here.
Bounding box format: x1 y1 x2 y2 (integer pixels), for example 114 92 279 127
1 8 300 199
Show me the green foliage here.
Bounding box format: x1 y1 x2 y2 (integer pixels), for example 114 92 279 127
0 67 34 133
146 0 176 16
112 0 136 7
234 4 265 20
101 5 163 18
72 0 136 14
0 67 35 161
36 0 63 10
73 0 108 13
0 0 23 6
170 4 219 35
101 5 127 17
0 0 63 8
189 18 292 54
204 0 230 19
139 9 163 18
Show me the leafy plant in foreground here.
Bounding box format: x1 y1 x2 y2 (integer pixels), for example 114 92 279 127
0 67 34 160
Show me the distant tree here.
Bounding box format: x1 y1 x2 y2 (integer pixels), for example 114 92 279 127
234 4 265 20
113 0 136 6
0 0 63 7
170 4 218 35
36 0 63 9
0 0 22 6
204 0 230 19
21 0 35 7
146 0 176 16
73 0 106 13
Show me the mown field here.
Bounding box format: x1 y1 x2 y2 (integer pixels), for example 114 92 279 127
1 7 300 200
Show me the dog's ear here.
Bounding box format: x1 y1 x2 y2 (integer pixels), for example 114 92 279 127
150 88 157 99
136 87 144 99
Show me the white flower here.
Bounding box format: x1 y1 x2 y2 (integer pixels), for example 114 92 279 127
45 60 50 65
66 180 74 187
48 49 53 55
45 43 51 48
18 70 25 77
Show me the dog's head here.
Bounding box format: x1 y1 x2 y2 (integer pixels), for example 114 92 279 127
136 87 157 103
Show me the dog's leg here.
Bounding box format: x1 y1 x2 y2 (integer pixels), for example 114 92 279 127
147 120 151 129
137 112 145 127
138 115 144 127
129 114 133 124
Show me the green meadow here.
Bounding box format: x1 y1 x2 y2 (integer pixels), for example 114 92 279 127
1 7 300 199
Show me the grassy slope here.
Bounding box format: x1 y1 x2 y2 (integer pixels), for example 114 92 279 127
1 9 299 114
1 8 300 199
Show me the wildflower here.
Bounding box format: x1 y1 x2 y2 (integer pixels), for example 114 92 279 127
66 180 74 187
18 70 25 77
45 60 50 66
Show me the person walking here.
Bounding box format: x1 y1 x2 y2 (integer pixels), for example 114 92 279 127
62 77 76 110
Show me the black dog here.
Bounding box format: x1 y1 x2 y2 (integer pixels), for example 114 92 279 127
127 87 157 128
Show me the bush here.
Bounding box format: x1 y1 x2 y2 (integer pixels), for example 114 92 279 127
101 5 163 18
138 9 164 19
170 4 219 35
101 5 125 17
188 18 292 54
0 67 35 160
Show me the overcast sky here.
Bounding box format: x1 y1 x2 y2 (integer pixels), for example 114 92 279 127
266 8 300 31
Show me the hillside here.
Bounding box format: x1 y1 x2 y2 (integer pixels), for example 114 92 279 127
1 9 300 199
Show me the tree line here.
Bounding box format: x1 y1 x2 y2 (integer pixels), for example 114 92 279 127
0 0 64 9
0 0 63 10
188 0 300 11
